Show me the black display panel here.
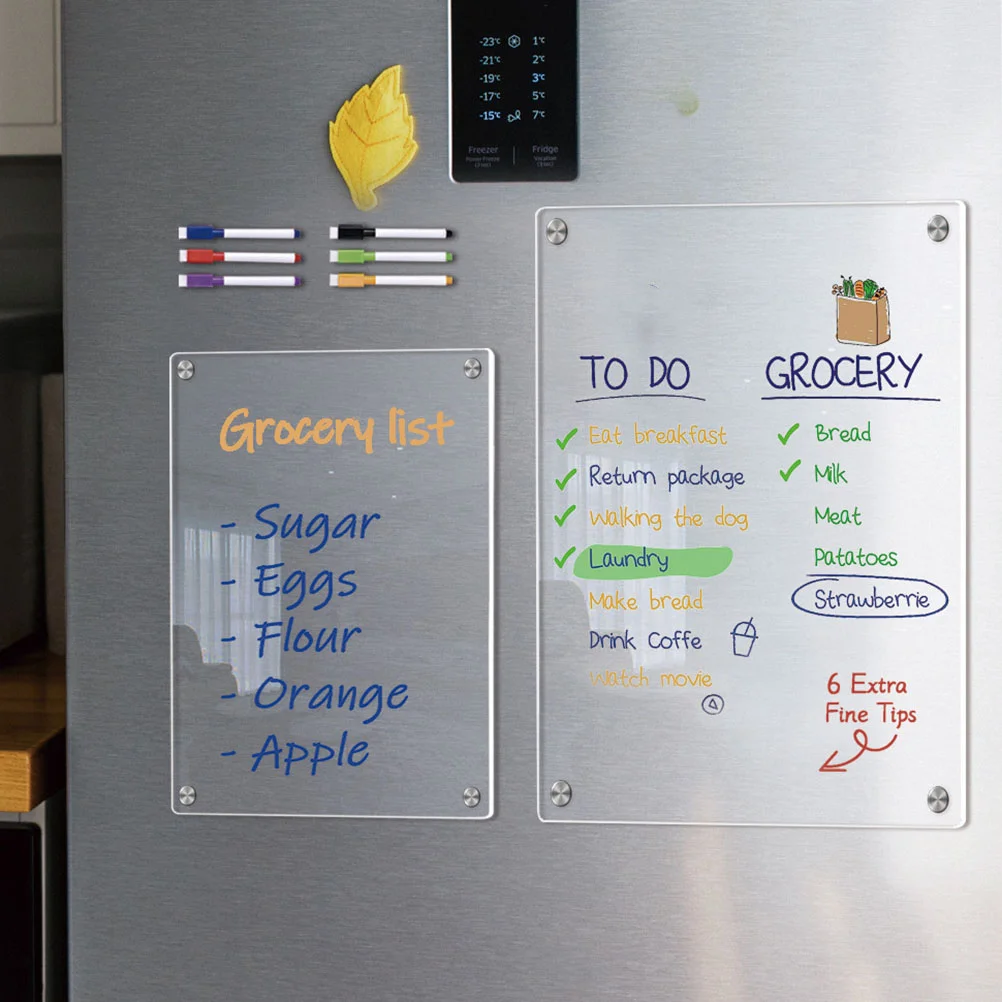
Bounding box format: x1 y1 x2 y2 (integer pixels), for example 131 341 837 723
0 824 42 1001
450 0 577 182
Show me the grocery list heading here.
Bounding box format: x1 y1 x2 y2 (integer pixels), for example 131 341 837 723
218 406 457 455
577 351 927 400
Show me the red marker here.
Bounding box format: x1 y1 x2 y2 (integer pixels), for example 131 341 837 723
180 249 302 264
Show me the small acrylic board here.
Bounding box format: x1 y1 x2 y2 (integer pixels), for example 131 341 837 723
170 349 494 819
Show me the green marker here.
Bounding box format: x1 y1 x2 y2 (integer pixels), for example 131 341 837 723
330 249 453 264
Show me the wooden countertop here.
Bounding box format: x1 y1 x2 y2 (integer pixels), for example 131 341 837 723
0 649 66 812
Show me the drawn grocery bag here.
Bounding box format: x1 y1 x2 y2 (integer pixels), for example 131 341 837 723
832 275 890 345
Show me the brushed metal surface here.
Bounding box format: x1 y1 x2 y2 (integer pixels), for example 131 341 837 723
65 1 1002 999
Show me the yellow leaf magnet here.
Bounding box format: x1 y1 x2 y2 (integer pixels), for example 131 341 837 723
329 65 418 211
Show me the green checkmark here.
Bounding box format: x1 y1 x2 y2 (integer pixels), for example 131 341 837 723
555 468 578 491
553 504 577 527
777 422 800 445
554 546 577 569
779 459 802 482
556 427 579 450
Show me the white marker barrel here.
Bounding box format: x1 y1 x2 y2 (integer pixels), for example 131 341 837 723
374 274 450 286
222 228 299 239
374 228 450 239
222 275 300 286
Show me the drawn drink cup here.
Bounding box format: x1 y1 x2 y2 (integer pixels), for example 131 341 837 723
731 618 757 657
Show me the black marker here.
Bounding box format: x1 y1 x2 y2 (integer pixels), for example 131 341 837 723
330 225 452 240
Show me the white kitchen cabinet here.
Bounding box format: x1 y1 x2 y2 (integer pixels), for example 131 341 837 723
0 0 60 154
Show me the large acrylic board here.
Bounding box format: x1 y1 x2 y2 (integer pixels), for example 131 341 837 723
537 203 966 827
170 349 494 818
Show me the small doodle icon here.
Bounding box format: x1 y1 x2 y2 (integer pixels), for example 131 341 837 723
731 617 757 657
702 694 725 715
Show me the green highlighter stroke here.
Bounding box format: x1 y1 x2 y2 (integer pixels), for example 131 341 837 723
572 545 733 580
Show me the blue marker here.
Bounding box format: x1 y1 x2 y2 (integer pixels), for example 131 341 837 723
179 226 301 240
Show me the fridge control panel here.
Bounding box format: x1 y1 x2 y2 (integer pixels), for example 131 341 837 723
449 0 578 182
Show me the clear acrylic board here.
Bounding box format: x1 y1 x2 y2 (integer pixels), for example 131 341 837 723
536 203 965 827
170 349 493 818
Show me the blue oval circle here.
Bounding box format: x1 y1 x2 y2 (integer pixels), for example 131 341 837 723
791 574 949 619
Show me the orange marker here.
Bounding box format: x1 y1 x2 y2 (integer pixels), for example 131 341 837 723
330 273 453 288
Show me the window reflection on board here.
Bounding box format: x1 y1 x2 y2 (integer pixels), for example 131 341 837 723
179 527 281 693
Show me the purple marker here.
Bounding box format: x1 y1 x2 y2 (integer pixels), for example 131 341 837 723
179 274 302 288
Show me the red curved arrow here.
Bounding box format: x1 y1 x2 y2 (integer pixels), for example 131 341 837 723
819 746 865 772
819 729 898 773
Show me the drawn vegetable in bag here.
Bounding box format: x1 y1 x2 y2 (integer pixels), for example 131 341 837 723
835 275 885 301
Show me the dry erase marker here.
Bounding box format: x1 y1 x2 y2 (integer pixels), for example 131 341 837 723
330 273 453 287
330 249 452 263
330 225 451 240
178 226 301 239
179 274 303 288
181 250 302 264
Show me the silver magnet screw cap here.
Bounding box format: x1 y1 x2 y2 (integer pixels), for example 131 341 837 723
927 215 950 242
927 786 949 813
550 780 572 807
546 218 568 244
464 357 482 379
463 786 481 808
176 359 194 380
178 785 196 806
